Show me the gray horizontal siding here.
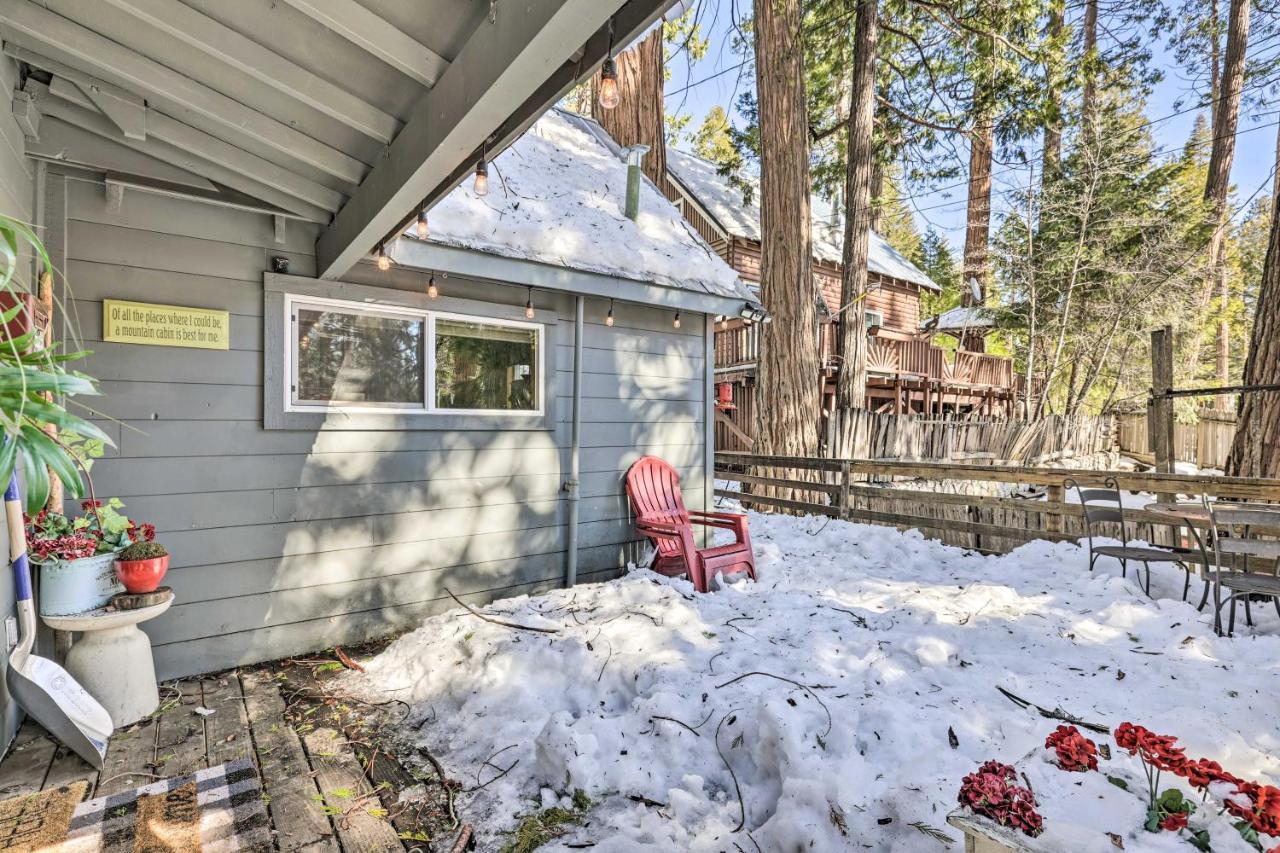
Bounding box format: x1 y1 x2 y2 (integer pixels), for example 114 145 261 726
0 56 28 754
59 174 709 679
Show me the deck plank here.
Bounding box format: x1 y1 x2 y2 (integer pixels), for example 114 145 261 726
93 715 158 797
241 669 339 852
201 673 253 768
302 726 403 853
0 720 56 797
153 679 208 779
42 743 99 793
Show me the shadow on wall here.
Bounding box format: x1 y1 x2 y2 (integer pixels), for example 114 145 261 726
73 292 708 680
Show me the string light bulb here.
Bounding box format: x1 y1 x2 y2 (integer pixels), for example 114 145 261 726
414 209 429 239
525 286 535 320
599 58 620 110
375 243 391 271
605 299 615 327
673 311 681 330
427 274 439 299
473 158 489 196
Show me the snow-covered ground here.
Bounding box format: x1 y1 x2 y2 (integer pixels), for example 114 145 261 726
344 511 1280 852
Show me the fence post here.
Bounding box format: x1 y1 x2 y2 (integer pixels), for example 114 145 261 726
839 459 851 520
1046 483 1064 533
1148 326 1177 503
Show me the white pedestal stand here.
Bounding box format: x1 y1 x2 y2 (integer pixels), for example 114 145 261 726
41 592 173 728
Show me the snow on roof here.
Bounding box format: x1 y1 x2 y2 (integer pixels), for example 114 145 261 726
922 305 996 332
403 109 753 305
666 148 941 292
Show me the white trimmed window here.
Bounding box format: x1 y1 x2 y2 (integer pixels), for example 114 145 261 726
285 295 542 415
864 309 884 330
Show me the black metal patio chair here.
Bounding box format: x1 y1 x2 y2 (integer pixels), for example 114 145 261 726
1205 503 1280 636
1065 477 1208 600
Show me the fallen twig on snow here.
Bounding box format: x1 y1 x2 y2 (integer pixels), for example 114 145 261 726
995 686 1110 734
717 671 833 738
334 646 365 672
444 587 559 635
715 711 747 833
449 823 475 853
649 709 714 738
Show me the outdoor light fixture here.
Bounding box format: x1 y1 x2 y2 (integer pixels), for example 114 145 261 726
673 311 681 330
427 274 439 299
414 209 429 239
718 315 728 330
375 243 392 271
473 158 489 196
599 58 621 110
606 299 615 327
739 302 770 324
525 286 535 319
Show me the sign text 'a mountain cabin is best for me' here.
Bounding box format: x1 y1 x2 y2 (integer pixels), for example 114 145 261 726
103 300 229 350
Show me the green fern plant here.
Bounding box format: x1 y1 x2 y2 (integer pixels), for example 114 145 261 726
0 213 111 511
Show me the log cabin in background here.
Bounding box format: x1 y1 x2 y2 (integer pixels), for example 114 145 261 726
659 149 1021 448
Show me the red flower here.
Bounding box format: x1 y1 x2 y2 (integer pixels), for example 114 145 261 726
1112 723 1187 774
1184 758 1240 790
141 523 156 542
1045 725 1098 772
1159 812 1188 832
958 761 1043 838
80 499 102 510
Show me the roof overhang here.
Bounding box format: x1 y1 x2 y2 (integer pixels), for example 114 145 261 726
390 238 757 318
3 0 677 277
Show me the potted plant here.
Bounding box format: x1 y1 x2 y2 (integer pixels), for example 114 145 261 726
114 539 168 594
25 498 153 615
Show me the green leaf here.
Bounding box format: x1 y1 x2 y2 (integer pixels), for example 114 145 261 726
1106 776 1128 791
19 445 49 513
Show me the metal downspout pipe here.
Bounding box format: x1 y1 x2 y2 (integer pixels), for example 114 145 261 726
565 294 584 587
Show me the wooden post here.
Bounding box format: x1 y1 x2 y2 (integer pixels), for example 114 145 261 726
1148 327 1177 504
839 459 851 519
1045 483 1064 533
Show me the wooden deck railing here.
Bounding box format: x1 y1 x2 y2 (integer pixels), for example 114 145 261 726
714 322 762 368
715 452 1280 555
947 351 1014 387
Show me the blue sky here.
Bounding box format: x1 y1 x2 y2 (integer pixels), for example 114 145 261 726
660 0 1278 251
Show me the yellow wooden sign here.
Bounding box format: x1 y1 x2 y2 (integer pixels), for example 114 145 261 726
103 300 229 350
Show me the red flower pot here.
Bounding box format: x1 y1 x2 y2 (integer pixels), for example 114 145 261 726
114 555 169 594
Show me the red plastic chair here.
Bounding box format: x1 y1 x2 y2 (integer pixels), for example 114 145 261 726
625 456 757 592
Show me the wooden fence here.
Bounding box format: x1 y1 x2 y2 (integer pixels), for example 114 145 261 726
715 452 1280 556
1115 410 1236 470
825 410 1116 465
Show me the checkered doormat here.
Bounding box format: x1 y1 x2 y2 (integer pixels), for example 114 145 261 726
62 758 272 852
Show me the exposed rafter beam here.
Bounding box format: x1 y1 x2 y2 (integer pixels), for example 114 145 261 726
31 55 344 213
277 0 449 87
48 75 145 140
315 0 636 279
0 0 367 184
96 0 402 144
26 119 219 191
31 91 332 222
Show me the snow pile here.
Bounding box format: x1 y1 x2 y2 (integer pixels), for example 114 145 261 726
401 109 752 302
345 511 1280 851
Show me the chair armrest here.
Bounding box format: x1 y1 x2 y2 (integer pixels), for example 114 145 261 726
636 521 688 539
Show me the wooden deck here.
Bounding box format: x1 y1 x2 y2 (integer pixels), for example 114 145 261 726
0 665 443 851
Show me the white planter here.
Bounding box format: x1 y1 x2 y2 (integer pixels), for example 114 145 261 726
37 552 124 616
948 811 1034 853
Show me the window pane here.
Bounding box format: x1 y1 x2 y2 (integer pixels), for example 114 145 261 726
434 319 538 411
295 306 424 406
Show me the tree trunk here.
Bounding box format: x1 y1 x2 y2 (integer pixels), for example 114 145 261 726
869 156 884 236
1080 0 1099 139
1226 188 1280 477
835 0 879 412
1188 0 1249 383
1040 0 1065 180
962 114 993 308
752 0 819 458
593 29 667 187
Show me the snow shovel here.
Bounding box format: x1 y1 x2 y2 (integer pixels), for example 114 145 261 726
4 470 111 769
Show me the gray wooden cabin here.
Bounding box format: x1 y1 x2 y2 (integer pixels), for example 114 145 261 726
0 0 746 756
